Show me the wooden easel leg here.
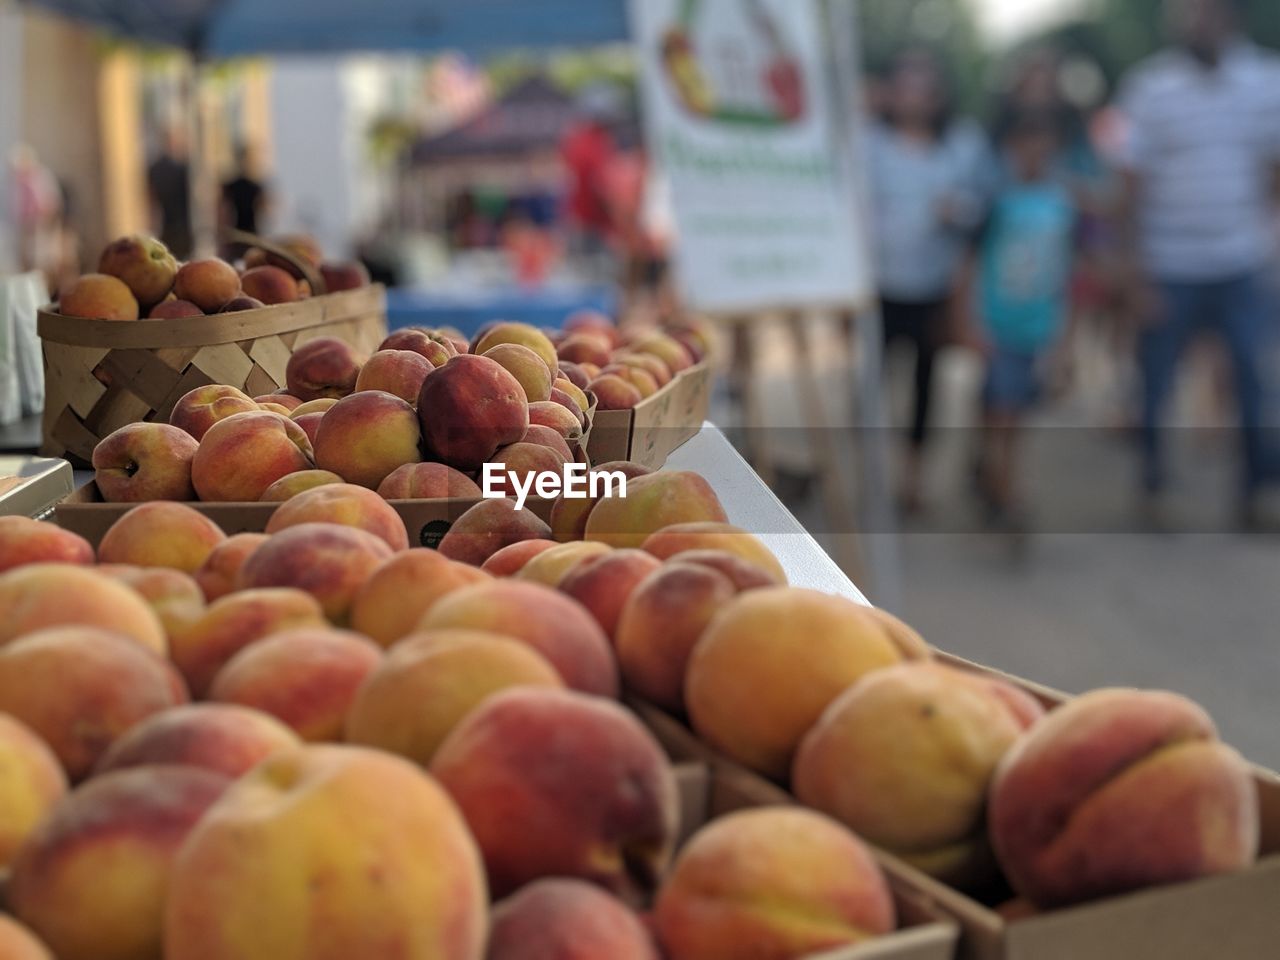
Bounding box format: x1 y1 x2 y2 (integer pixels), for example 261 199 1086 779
729 321 775 488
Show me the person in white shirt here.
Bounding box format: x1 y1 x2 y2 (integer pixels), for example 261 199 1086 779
1118 0 1280 526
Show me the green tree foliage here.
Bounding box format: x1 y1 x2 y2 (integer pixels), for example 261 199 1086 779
857 0 989 110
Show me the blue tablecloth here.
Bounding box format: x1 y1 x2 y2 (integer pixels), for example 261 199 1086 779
385 285 617 339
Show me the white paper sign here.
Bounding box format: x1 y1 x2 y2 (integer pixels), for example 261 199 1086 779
629 0 872 312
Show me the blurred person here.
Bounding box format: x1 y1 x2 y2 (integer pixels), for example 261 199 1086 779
867 48 991 513
220 144 269 259
148 127 193 259
561 86 622 272
8 144 61 286
1117 0 1280 527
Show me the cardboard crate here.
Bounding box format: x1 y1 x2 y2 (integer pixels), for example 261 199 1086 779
586 361 711 469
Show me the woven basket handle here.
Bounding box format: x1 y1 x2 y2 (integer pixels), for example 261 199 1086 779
223 229 328 296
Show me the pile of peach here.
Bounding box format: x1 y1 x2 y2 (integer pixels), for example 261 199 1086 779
90 315 706 505
55 232 370 322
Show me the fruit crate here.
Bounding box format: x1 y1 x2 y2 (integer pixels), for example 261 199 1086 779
37 285 387 467
586 360 712 469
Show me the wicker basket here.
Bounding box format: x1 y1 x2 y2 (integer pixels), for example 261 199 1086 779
38 284 387 465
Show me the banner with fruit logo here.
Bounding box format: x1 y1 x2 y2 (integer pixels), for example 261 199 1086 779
630 0 871 312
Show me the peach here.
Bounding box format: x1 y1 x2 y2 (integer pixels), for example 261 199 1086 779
290 397 339 418
247 234 322 276
486 442 568 497
557 334 613 368
192 411 314 502
174 259 241 312
10 766 230 960
58 273 138 320
549 387 588 423
437 498 551 567
559 549 662 640
240 264 299 305
564 309 619 344
686 588 929 778
319 259 369 292
988 688 1260 908
165 745 487 959
642 521 787 584
602 363 659 398
421 580 618 696
99 234 178 308
97 565 206 638
483 342 554 402
665 549 777 593
379 328 452 367
96 703 301 779
149 298 203 319
546 461 651 543
666 318 713 362
257 401 294 416
193 532 267 602
488 879 659 960
0 563 167 653
0 714 67 868
292 411 324 446
480 539 558 577
0 917 52 959
171 587 327 696
238 523 394 625
472 322 558 372
632 333 695 374
314 391 422 489
169 384 260 441
350 550 490 647
0 516 93 572
614 351 672 387
584 471 727 549
654 807 895 960
556 361 591 390
259 391 303 411
98 501 226 573
354 349 434 403
285 337 362 401
265 482 409 551
220 295 265 312
554 378 590 413
209 628 382 742
93 421 199 502
517 541 611 587
346 630 563 765
520 423 574 461
432 688 677 898
0 627 187 778
260 469 345 502
588 374 643 411
418 354 529 471
378 461 483 500
527 400 584 440
794 662 1044 888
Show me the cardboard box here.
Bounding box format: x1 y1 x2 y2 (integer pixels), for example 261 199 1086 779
586 361 711 469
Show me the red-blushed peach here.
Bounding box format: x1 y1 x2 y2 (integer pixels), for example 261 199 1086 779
0 916 52 959
59 273 138 320
642 522 787 584
192 411 314 502
95 703 301 779
685 588 930 779
345 630 563 766
353 349 434 403
314 391 423 490
98 501 226 573
99 234 178 308
557 334 613 368
420 580 618 696
293 411 324 446
563 309 620 346
549 388 587 424
246 234 322 276
0 564 167 653
516 541 611 587
257 401 294 417
988 688 1260 908
170 588 327 696
240 265 299 305
486 442 568 498
556 361 591 390
237 523 394 625
93 421 199 503
255 392 303 411
579 361 602 379
548 461 652 542
488 878 659 960
472 322 558 373
794 662 1044 889
379 328 452 367
418 354 530 471
169 384 260 441
437 498 551 567
614 351 672 387
164 744 488 960
588 374 643 411
601 363 659 398
632 333 695 375
0 627 187 778
0 714 67 868
350 550 490 648
220 295 265 312
285 337 362 401
174 259 240 312
483 342 554 403
520 423 574 461
584 471 728 549
149 298 203 319
0 517 93 572
193 532 268 602
654 807 896 960
9 766 230 960
481 539 559 577
614 561 737 712
377 461 483 500
558 549 662 640
96 565 206 638
663 549 779 592
289 397 338 418
319 260 370 292
209 628 382 743
432 688 676 899
553 377 590 413
264 482 409 551
666 318 713 363
259 469 346 502
527 400 584 440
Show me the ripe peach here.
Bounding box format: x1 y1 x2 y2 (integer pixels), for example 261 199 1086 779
632 333 694 374
169 384 260 441
97 565 206 638
354 349 434 403
192 411 314 502
285 336 362 401
377 461 483 499
193 532 267 601
556 361 591 390
240 264 299 305
602 363 659 398
220 295 265 312
642 521 786 584
0 714 67 868
0 564 167 653
165 745 488 960
260 392 304 411
686 588 930 778
483 342 554 403
588 374 643 411
260 469 345 502
421 580 618 696
654 807 895 960
257 401 294 416
614 351 672 387
488 879 659 960
246 234 322 276
0 627 187 778
0 517 93 572
319 260 370 292
350 550 490 647
346 630 563 765
557 334 613 368
171 588 327 696
59 273 138 320
96 703 301 779
549 461 652 542
486 442 568 498
290 397 338 418
0 917 52 959
93 421 199 502
472 322 558 372
437 498 551 567
314 391 422 489
527 400 584 440
520 423 574 461
174 259 241 313
99 234 178 308
549 387 588 423
418 354 529 471
149 298 203 319
554 378 590 413
517 540 611 587
10 766 230 960
379 328 452 367
432 688 677 898
265 482 409 551
584 471 727 549
988 688 1260 908
559 549 662 640
98 501 226 573
481 539 558 577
